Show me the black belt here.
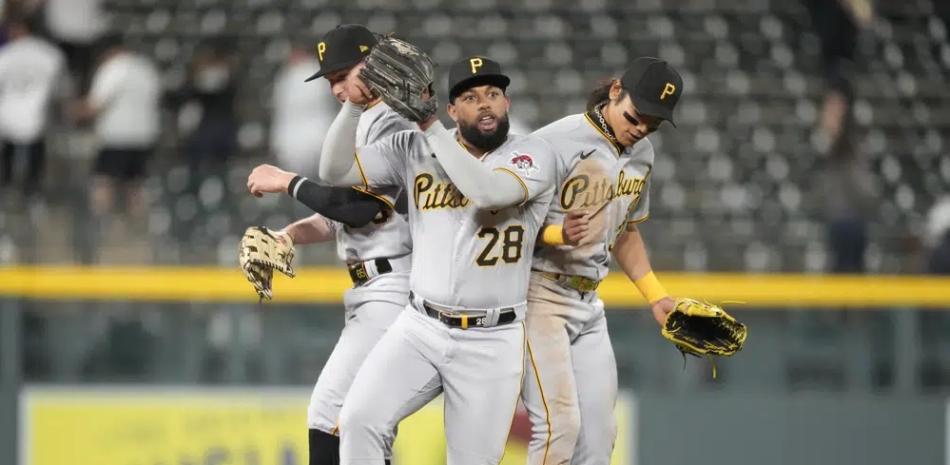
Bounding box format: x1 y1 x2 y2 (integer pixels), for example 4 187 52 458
347 258 393 286
410 292 518 329
423 305 518 329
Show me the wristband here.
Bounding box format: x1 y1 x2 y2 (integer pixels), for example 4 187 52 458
287 175 306 198
541 225 565 246
634 271 669 304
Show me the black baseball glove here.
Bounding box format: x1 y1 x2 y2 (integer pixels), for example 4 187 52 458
661 298 747 378
359 36 437 122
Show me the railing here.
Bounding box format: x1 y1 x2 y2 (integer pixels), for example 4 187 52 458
3 266 950 306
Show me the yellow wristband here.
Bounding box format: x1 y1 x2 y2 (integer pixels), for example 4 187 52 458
540 225 565 246
634 271 669 304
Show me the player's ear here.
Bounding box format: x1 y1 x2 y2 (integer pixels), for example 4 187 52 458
608 79 623 101
446 101 459 123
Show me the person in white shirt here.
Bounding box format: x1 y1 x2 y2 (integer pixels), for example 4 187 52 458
43 0 106 92
0 14 65 197
269 43 337 175
73 33 161 216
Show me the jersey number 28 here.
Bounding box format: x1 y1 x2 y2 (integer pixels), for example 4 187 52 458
476 225 525 266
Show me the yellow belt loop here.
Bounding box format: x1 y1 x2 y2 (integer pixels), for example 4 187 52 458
461 314 469 329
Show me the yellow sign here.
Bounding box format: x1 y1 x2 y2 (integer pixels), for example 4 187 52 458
23 388 308 465
23 387 634 465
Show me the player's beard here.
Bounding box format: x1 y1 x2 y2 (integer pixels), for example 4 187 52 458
458 114 510 153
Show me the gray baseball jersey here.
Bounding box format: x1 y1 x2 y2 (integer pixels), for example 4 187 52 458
332 101 413 264
338 127 559 465
530 113 654 281
353 130 558 308
521 112 657 465
306 102 413 436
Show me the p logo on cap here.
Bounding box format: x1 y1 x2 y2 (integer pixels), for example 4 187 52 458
359 45 369 52
317 42 327 62
469 58 483 74
448 55 511 100
660 82 676 100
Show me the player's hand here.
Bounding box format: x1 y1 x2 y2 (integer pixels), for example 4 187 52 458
344 63 374 105
247 164 296 197
274 229 294 247
416 86 439 130
417 114 438 131
650 296 675 326
562 211 590 245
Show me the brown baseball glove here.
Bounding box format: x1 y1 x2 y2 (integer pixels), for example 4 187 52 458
239 226 295 300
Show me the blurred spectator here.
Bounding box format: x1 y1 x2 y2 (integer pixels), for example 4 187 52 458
815 124 877 273
73 33 161 218
269 44 336 176
805 0 872 144
0 12 64 199
926 197 950 274
806 0 875 273
0 9 6 47
179 38 238 179
935 0 950 34
43 0 106 94
2 1 47 59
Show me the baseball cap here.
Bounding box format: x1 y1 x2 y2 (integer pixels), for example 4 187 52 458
620 57 683 126
448 56 511 101
304 24 378 82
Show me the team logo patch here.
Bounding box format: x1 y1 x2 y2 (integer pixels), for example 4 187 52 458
509 152 538 176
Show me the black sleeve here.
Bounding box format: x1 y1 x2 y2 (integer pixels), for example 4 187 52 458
288 176 388 228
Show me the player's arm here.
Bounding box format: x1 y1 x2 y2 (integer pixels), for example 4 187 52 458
421 121 531 210
247 164 387 228
612 223 674 325
319 100 409 191
280 213 336 245
319 100 368 185
290 177 388 227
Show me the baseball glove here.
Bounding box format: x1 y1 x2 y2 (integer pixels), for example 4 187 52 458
661 298 747 378
239 226 295 300
359 36 437 122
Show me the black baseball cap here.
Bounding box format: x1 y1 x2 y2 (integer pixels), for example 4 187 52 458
620 57 683 126
304 24 378 82
448 56 511 101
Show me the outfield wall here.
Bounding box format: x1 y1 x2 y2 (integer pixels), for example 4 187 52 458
17 386 948 465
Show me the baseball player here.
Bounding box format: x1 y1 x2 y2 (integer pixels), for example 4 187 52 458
522 57 684 465
318 54 558 465
245 24 416 465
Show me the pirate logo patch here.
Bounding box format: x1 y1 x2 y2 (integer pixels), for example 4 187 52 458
509 152 538 176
